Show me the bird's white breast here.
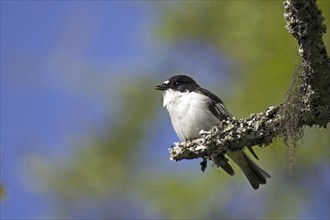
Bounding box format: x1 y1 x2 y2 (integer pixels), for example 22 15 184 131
162 89 220 141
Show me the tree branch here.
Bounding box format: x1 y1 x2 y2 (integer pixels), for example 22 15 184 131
169 0 330 167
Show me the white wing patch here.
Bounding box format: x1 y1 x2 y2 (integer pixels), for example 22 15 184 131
214 102 232 119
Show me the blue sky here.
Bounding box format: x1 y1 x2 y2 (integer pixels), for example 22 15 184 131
1 1 157 218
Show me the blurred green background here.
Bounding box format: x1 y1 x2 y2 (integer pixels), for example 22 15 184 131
1 1 329 219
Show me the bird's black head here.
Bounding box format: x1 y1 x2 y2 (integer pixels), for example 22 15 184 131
155 75 199 92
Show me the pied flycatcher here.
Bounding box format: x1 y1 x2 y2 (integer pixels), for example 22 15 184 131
156 75 270 189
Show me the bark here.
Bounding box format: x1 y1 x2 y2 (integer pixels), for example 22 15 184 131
169 0 330 167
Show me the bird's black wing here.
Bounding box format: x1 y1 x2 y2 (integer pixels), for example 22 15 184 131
197 88 232 120
197 87 259 160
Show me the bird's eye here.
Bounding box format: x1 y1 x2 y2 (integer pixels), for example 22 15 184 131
174 81 180 86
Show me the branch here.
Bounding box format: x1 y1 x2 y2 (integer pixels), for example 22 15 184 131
284 0 330 127
169 0 330 166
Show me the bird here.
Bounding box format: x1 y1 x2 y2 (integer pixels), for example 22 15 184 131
155 74 270 189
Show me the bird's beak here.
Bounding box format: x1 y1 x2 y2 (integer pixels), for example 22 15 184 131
155 84 168 91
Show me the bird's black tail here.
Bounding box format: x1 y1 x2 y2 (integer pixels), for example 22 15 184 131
227 151 271 189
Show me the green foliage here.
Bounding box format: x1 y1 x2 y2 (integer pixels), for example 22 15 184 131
0 184 5 200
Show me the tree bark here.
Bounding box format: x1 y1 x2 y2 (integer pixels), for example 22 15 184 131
169 0 330 167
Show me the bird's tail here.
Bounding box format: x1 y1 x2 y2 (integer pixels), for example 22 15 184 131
227 151 271 189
